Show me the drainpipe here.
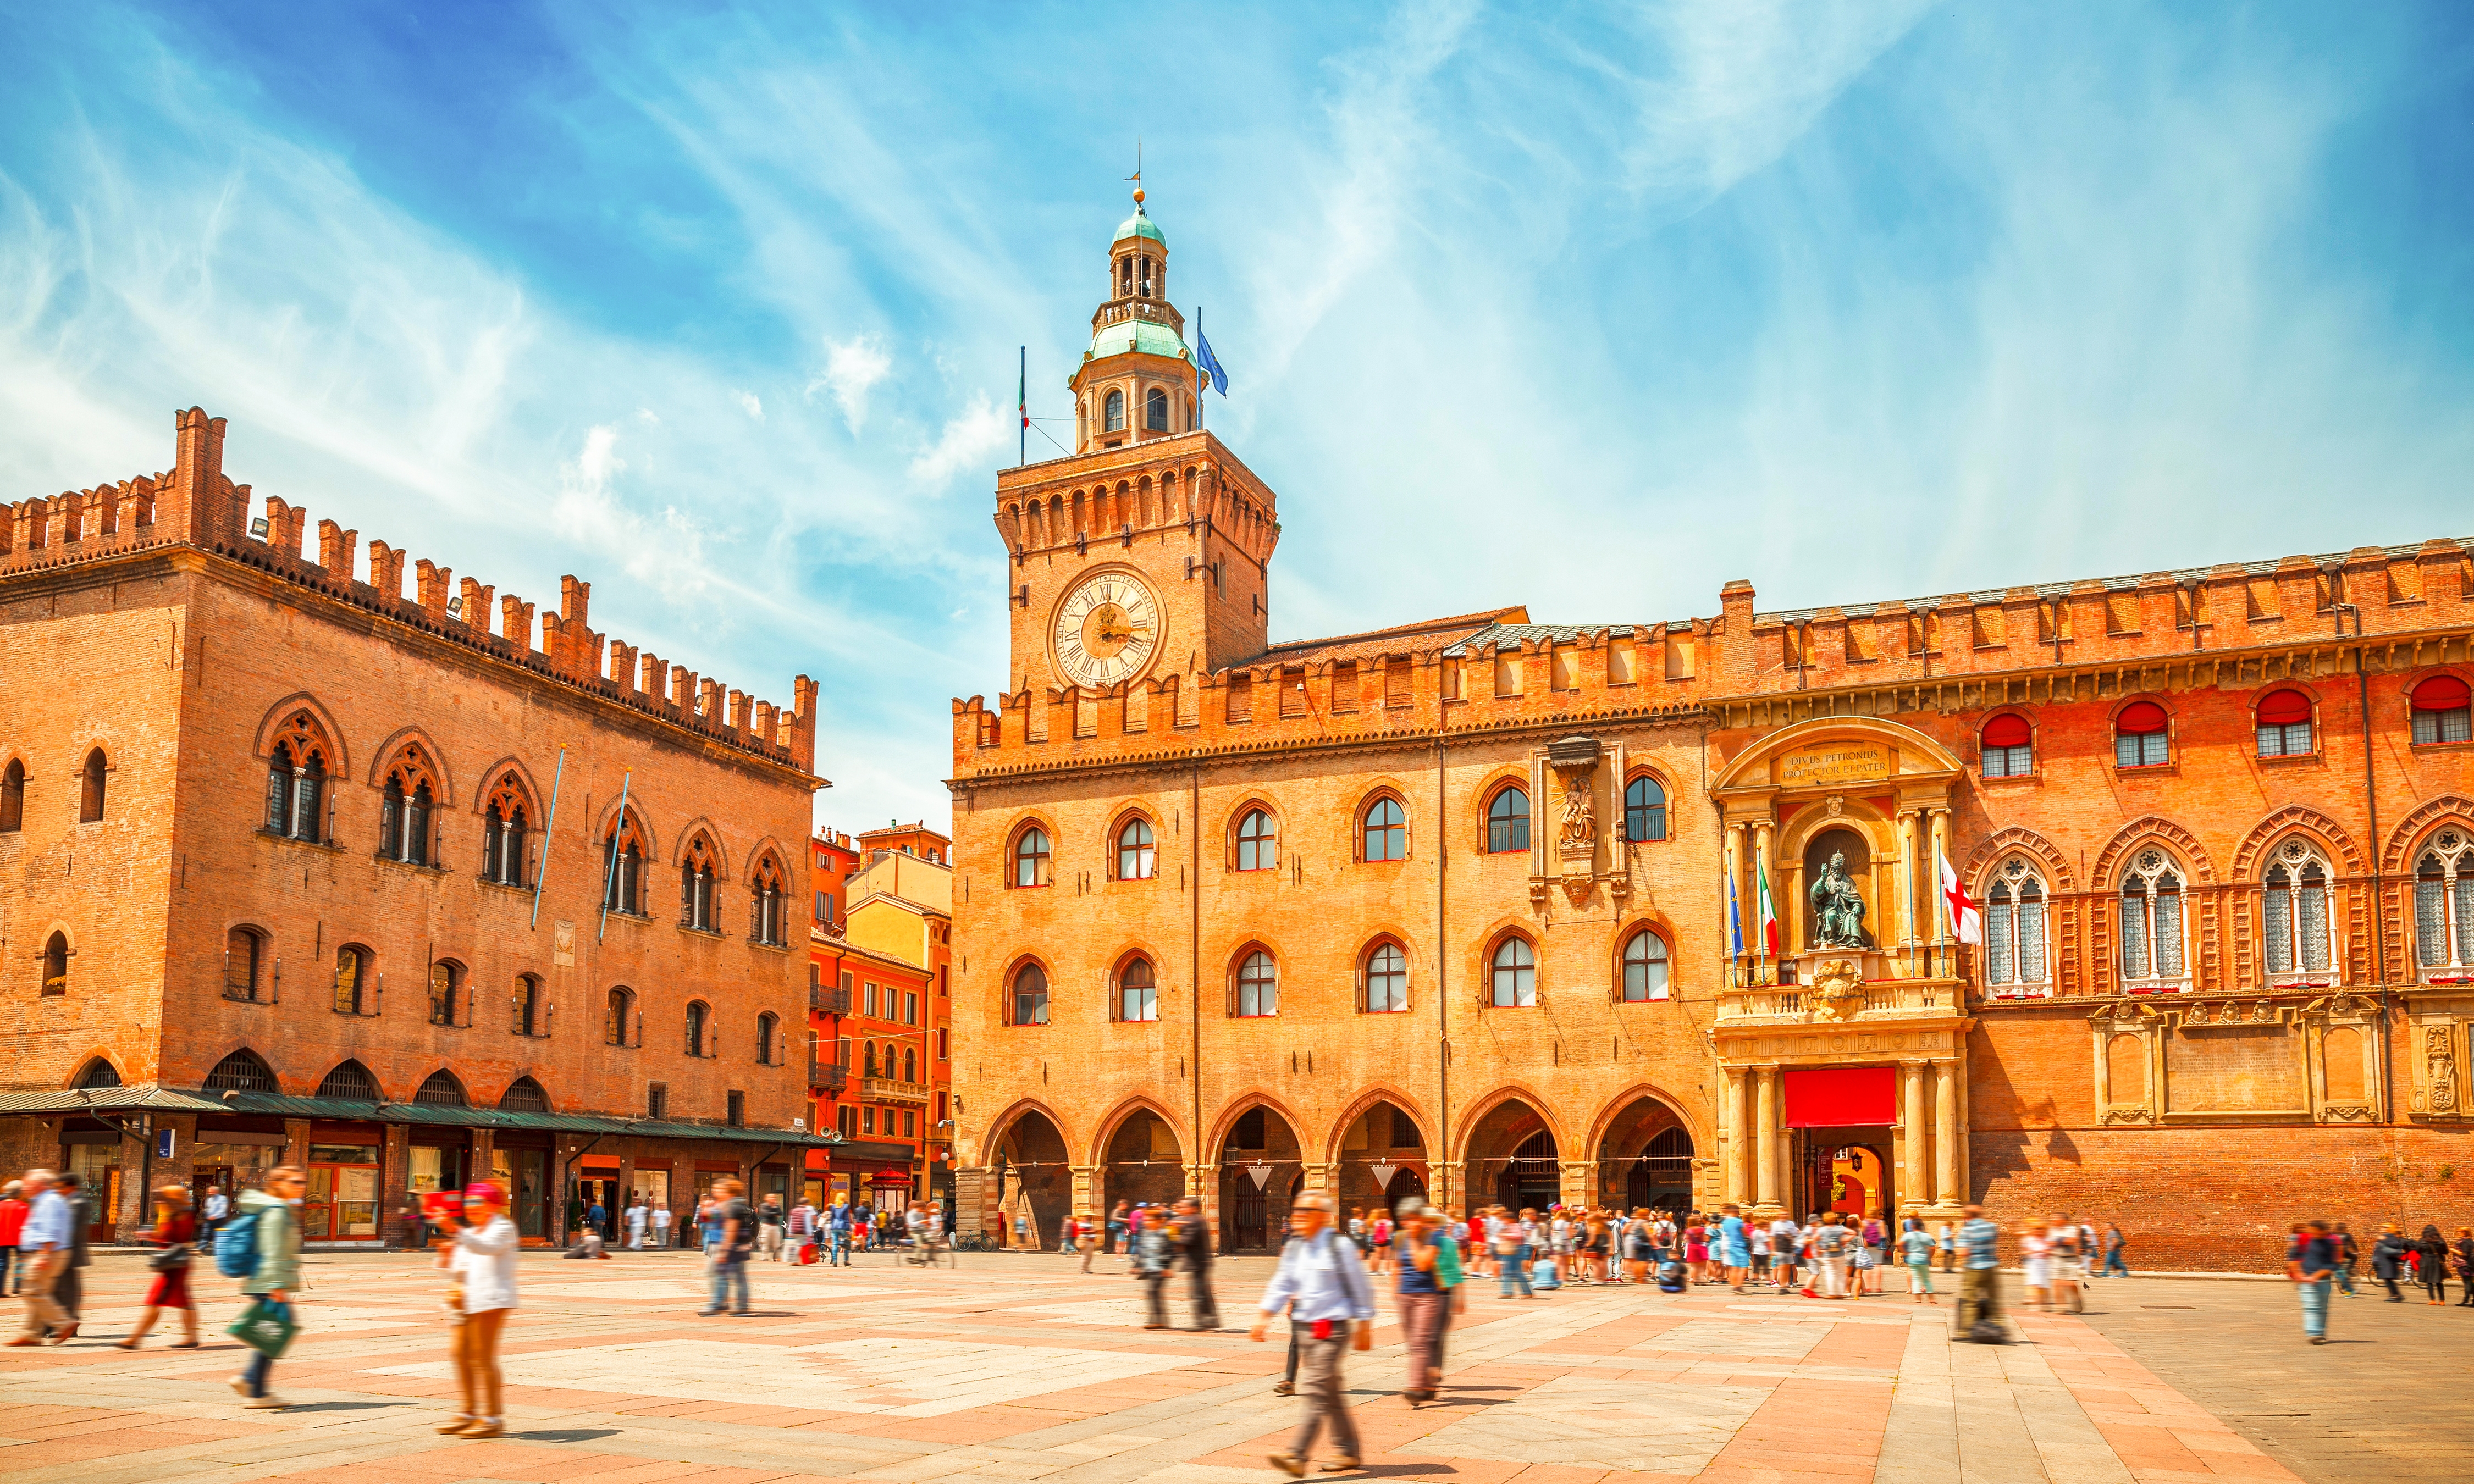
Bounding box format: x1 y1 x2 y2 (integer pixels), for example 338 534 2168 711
1436 738 1450 1215
1190 765 1203 1224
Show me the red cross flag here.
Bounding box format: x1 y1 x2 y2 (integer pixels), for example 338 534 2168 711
1938 842 1982 945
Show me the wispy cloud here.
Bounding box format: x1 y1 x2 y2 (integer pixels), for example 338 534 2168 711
808 334 891 434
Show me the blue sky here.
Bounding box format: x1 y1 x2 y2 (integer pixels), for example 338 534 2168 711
8 2 2473 833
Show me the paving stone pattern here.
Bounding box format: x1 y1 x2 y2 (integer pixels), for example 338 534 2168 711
0 1251 2400 1484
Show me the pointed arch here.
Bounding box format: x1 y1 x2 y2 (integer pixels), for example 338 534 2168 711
1085 1093 1192 1169
2231 805 2366 879
981 1095 1075 1168
1962 825 2078 894
363 723 454 800
498 1075 550 1112
69 1055 124 1090
670 816 733 877
251 693 350 776
2093 815 2217 888
1451 1081 1571 1159
1319 1084 1433 1166
202 1047 280 1094
739 832 790 885
1203 1089 1308 1162
2384 794 2474 872
467 755 543 815
316 1058 382 1101
1581 1082 1709 1158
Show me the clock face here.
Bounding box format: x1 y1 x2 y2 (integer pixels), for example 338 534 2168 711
1053 571 1161 688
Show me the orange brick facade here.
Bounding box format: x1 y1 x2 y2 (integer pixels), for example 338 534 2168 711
946 197 2474 1268
1 409 828 1243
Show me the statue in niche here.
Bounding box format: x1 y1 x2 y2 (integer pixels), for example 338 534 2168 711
1810 850 1869 948
1558 780 1595 850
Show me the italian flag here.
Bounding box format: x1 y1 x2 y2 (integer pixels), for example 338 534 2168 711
1018 359 1028 429
1755 859 1780 956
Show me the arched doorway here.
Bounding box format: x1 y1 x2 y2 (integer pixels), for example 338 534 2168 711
1101 1108 1185 1216
991 1109 1070 1250
1597 1095 1696 1214
1334 1099 1427 1217
1216 1104 1301 1252
1462 1098 1560 1214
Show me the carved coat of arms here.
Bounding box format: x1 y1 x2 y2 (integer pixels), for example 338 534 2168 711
1809 958 1865 1021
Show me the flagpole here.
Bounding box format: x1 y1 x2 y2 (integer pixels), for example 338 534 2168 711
1194 306 1203 433
528 746 566 929
1018 345 1026 467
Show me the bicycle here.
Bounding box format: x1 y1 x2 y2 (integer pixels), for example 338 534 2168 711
955 1230 996 1253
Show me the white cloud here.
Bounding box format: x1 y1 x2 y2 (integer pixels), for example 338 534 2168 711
808 334 891 433
733 390 763 420
908 392 1010 488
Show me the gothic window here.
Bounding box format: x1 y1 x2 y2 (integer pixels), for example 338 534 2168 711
1235 809 1277 872
757 1011 780 1065
513 974 544 1036
604 986 634 1046
2411 675 2472 745
427 961 461 1026
1118 956 1158 1022
2117 849 2188 988
41 932 68 995
1982 858 2050 995
1116 818 1156 880
1 758 23 832
2414 829 2474 977
224 926 264 1001
482 776 531 886
264 713 332 844
1363 941 1408 1013
750 852 787 945
1235 949 1278 1017
1362 797 1406 861
1145 387 1169 431
1012 824 1051 888
203 1048 279 1093
499 1076 549 1113
317 1059 379 1100
2256 689 2314 757
78 747 106 822
414 1070 467 1106
1486 785 1529 854
332 945 369 1015
1104 389 1126 433
1010 962 1050 1026
602 811 648 915
681 834 720 932
2262 840 2334 978
1981 714 2034 778
378 746 438 865
1623 776 1667 842
72 1057 122 1089
1490 935 1537 1007
2113 701 2169 769
685 1000 711 1056
1620 928 1670 1001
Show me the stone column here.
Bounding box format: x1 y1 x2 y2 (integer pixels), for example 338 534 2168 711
1560 1160 1595 1211
1899 1062 1928 1215
1720 1066 1748 1205
1298 1162 1335 1198
1069 1164 1101 1220
1754 1066 1781 1216
1932 1062 1959 1207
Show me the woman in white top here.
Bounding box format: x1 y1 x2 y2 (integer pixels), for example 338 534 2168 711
433 1182 521 1439
2019 1225 2052 1312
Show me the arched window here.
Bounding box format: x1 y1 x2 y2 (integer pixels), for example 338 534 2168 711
1490 936 1537 1006
317 1059 380 1101
499 1076 549 1113
2118 849 2188 988
1118 957 1158 1022
685 1001 711 1057
40 932 67 994
332 946 368 1015
414 1070 467 1106
604 987 634 1046
2256 690 2313 757
73 1057 120 1089
427 961 460 1026
1623 776 1667 842
1235 950 1278 1017
1010 963 1049 1025
264 713 331 843
750 852 787 945
681 834 720 932
378 746 438 865
1144 387 1169 431
2262 840 2333 978
224 926 264 1002
1363 942 1407 1013
863 1042 880 1076
1486 785 1529 854
1620 928 1669 1001
756 1011 780 1065
1116 818 1156 880
902 1045 917 1081
1 758 24 832
1104 389 1126 432
1235 809 1277 871
2411 675 2472 746
1012 825 1051 888
2413 829 2474 976
203 1048 279 1093
1981 715 2034 778
513 974 544 1036
1983 857 2050 995
78 747 106 822
603 811 647 915
2114 701 2169 769
1362 797 1406 861
483 776 530 887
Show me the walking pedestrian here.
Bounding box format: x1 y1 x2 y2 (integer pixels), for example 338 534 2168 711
0 1180 24 1298
116 1186 201 1350
1718 1203 1750 1294
650 1200 673 1250
1394 1200 1446 1407
434 1181 520 1437
2101 1221 2131 1279
1172 1197 1219 1329
1935 1219 1957 1273
1769 1214 1799 1291
1811 1212 1854 1299
7 1171 72 1344
1956 1203 2005 1342
2020 1223 2052 1312
228 1165 306 1405
2372 1224 2410 1301
758 1195 786 1261
585 1196 607 1239
1130 1208 1175 1327
2048 1216 2086 1313
1252 1192 1375 1479
1495 1208 1534 1299
828 1200 853 1265
700 1180 754 1316
2331 1222 2356 1294
2453 1228 2474 1306
2415 1225 2450 1305
1900 1219 1938 1304
2289 1219 2337 1345
52 1172 93 1327
202 1185 230 1252
1623 1208 1654 1285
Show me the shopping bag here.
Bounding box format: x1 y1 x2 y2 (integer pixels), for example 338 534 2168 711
226 1298 300 1358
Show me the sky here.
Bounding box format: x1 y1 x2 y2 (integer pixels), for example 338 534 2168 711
7 2 2473 834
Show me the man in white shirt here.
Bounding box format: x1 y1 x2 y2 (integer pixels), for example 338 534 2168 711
7 1171 71 1344
625 1198 650 1250
1251 1192 1376 1478
203 1186 230 1246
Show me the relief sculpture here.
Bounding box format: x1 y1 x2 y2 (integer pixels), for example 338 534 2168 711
2430 1026 2460 1114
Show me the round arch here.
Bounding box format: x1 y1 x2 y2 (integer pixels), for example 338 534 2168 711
1706 714 1963 793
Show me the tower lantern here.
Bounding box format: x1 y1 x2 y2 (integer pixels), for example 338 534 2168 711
1072 187 1195 452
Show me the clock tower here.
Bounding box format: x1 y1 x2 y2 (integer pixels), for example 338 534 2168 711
992 189 1282 704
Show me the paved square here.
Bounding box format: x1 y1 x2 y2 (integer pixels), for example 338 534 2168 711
3 1248 2462 1483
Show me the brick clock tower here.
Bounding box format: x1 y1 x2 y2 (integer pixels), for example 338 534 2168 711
993 190 1283 716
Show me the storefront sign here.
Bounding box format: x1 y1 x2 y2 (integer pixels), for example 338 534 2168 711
1780 744 1890 789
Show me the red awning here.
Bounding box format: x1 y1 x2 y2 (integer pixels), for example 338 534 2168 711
2116 700 2168 734
2257 689 2312 725
1981 714 2032 747
1783 1066 1897 1128
2414 675 2471 712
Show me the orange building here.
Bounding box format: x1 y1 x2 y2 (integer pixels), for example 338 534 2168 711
946 193 2474 1267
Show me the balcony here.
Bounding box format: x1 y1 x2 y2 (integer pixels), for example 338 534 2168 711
1716 978 1954 1022
809 1059 849 1093
864 1076 930 1105
811 983 851 1015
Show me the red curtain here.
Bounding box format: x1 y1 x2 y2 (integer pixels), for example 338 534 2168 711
2414 675 2470 711
2116 700 2167 734
1783 1066 1897 1128
1982 713 2032 746
2256 689 2311 725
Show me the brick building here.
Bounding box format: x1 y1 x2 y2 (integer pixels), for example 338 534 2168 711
945 193 2474 1267
0 409 833 1245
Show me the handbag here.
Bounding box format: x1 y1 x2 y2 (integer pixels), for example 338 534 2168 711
147 1243 191 1273
226 1298 300 1358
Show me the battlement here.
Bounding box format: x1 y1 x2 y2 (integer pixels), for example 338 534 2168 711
4 408 820 774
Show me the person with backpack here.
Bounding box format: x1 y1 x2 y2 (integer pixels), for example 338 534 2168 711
700 1180 754 1316
225 1165 305 1405
1252 1192 1376 1479
433 1181 521 1436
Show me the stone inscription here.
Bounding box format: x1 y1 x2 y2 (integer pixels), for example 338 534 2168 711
1780 744 1891 789
2167 1023 2305 1113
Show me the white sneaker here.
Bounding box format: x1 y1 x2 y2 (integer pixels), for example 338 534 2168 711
228 1376 250 1398
245 1394 288 1409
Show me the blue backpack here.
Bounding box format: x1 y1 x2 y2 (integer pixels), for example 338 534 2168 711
214 1210 262 1278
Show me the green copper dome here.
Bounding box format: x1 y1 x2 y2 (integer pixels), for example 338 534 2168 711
1088 318 1189 361
1113 203 1166 248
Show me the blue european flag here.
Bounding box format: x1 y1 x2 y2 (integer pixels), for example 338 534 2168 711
1196 329 1228 396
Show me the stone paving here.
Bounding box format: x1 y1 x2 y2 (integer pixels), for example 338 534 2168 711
0 1248 2401 1484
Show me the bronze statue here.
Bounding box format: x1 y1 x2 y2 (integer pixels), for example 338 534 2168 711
1809 850 1868 948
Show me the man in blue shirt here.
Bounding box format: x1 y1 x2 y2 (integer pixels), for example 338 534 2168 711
1956 1204 2005 1340
2288 1220 2337 1344
1252 1192 1375 1478
5 1171 72 1344
826 1200 852 1266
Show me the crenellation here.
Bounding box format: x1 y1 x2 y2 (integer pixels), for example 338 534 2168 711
366 538 407 600
500 594 535 653
415 557 453 618
263 495 306 558
639 651 668 705
318 518 357 582
606 639 638 694
458 577 495 635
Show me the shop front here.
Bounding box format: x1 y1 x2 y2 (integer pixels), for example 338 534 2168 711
303 1126 385 1243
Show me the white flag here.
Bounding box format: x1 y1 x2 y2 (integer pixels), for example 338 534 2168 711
1937 842 1982 945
